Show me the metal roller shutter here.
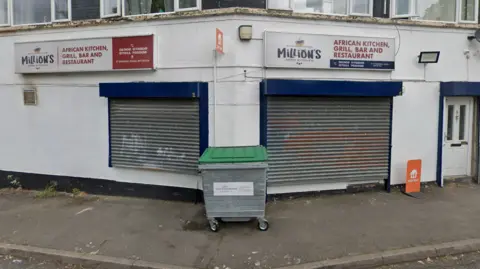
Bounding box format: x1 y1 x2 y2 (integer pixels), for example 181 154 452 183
110 98 199 174
267 96 391 184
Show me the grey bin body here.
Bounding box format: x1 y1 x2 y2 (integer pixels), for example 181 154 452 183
200 162 267 219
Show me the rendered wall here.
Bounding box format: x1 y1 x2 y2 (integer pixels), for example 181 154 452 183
0 15 478 192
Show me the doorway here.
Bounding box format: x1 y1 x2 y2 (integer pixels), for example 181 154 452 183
443 97 474 177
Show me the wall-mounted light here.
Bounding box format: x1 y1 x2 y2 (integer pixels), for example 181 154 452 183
418 51 440 64
467 29 480 42
238 25 253 41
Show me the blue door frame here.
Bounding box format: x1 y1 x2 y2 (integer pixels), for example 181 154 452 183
436 82 480 186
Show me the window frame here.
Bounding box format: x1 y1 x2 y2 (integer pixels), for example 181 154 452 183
0 0 10 27
390 0 415 17
52 0 72 22
391 0 479 23
101 0 121 18
291 0 374 17
457 0 479 23
175 0 201 11
11 0 53 26
122 0 201 17
9 0 73 26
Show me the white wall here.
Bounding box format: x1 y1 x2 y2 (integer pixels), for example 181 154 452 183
390 82 440 185
0 15 479 191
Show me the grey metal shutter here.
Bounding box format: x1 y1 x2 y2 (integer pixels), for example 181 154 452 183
267 96 391 184
110 98 199 174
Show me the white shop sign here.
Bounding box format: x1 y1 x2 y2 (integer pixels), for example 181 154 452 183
264 31 395 71
213 182 254 196
14 35 154 74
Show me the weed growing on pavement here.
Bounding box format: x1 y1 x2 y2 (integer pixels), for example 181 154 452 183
7 175 22 189
35 182 57 198
72 188 81 196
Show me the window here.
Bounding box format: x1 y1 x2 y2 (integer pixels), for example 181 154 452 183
417 0 456 22
123 0 200 16
459 105 466 140
71 0 100 20
391 0 478 23
101 0 120 17
54 0 71 21
11 0 74 25
13 0 51 25
447 105 454 141
0 0 8 25
293 0 373 16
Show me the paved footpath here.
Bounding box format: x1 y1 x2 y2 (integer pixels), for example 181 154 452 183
376 251 480 269
0 254 83 269
2 181 480 269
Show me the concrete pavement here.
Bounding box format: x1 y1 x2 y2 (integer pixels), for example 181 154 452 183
2 181 480 268
376 251 480 269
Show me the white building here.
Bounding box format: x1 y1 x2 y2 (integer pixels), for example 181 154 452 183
1 0 480 201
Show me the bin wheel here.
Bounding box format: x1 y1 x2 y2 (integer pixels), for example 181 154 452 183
258 220 269 231
209 220 219 232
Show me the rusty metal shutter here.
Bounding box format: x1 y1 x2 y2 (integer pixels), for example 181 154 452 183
267 96 391 184
109 98 199 174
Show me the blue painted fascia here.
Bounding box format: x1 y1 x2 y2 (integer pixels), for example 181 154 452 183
262 79 403 97
441 82 480 96
99 82 203 98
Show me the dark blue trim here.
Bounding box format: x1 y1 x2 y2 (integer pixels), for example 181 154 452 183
259 81 267 147
436 94 444 187
386 97 393 193
262 79 402 97
477 98 480 183
330 60 395 70
440 82 480 96
199 83 209 156
99 82 203 98
107 99 112 168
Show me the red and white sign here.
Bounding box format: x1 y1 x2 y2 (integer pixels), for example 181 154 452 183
405 159 422 193
15 35 154 73
216 28 224 54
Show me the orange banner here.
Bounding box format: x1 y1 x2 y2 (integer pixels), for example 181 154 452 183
405 159 422 193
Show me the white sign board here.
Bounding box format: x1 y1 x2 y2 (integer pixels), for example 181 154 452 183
265 31 395 70
213 182 254 196
14 35 155 74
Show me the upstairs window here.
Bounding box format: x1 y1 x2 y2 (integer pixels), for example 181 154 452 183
293 0 373 16
101 0 120 17
11 0 72 25
13 0 51 25
391 0 478 23
0 0 8 25
123 0 200 16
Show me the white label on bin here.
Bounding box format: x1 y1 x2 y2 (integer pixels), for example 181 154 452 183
213 182 254 196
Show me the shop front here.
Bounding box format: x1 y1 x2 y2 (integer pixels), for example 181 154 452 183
261 31 402 191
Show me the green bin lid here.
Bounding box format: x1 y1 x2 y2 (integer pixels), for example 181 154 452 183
199 146 268 164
